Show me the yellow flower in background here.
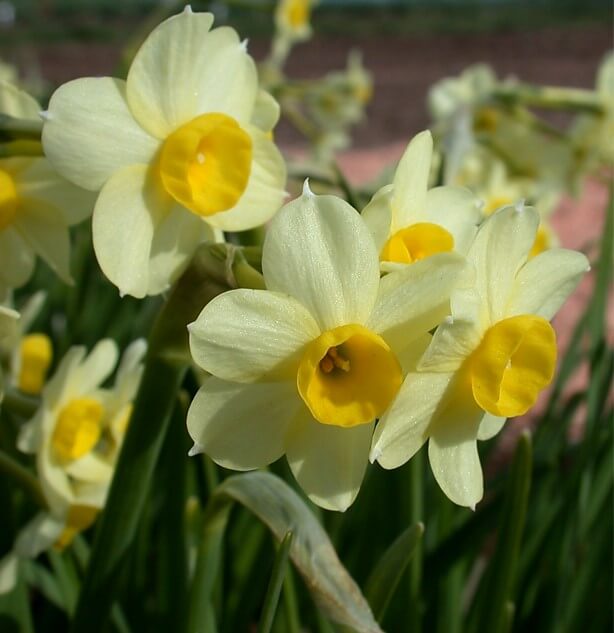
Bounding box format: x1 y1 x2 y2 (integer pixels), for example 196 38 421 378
370 205 589 508
187 184 468 511
0 81 95 299
275 0 313 43
0 339 146 593
42 8 287 299
362 130 482 271
0 292 52 396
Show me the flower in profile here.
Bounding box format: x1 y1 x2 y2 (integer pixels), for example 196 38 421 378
42 8 287 299
0 80 94 298
0 339 146 593
370 205 589 508
187 184 468 511
362 130 482 271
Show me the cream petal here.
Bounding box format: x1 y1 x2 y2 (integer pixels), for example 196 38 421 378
70 339 118 396
16 411 44 454
424 186 481 254
263 188 380 331
127 11 257 138
286 410 373 511
0 553 18 594
0 226 35 290
0 79 40 119
189 289 320 383
187 378 300 470
203 127 286 232
92 164 166 298
251 90 280 132
14 513 64 558
43 77 159 191
38 441 73 511
418 317 482 373
42 347 85 407
392 130 432 230
361 184 393 252
14 199 72 283
507 248 590 321
371 372 452 470
467 205 539 325
477 414 506 441
65 452 114 484
367 252 469 355
15 159 95 225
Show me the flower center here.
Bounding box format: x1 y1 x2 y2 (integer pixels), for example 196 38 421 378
54 504 99 550
469 315 556 417
380 222 454 264
52 397 104 463
18 334 53 395
297 324 402 428
159 113 252 217
0 168 18 231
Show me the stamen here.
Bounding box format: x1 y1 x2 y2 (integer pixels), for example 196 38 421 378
319 346 350 374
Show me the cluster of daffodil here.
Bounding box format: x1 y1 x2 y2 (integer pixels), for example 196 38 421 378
261 0 373 164
427 53 613 258
0 7 594 531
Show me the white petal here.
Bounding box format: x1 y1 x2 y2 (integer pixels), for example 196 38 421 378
467 205 539 324
65 452 114 483
286 410 373 511
14 513 64 558
392 130 433 230
127 13 257 138
263 190 380 331
371 372 452 470
361 184 393 251
0 79 40 119
189 289 320 382
367 252 469 354
70 339 118 396
92 164 164 298
477 414 506 441
41 347 85 407
424 186 481 254
14 199 72 283
16 412 44 454
418 318 482 373
0 553 18 594
251 90 280 132
15 158 95 225
43 77 159 191
428 398 484 508
507 248 590 320
0 226 35 290
186 378 300 470
203 127 286 232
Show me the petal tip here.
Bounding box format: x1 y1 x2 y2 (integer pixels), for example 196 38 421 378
183 4 193 14
514 199 526 213
302 178 314 198
369 446 382 464
188 442 203 457
39 110 51 121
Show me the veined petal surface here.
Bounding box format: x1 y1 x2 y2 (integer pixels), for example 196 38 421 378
0 227 35 291
263 189 380 331
187 378 300 470
361 184 393 251
286 410 373 511
190 289 320 383
127 11 257 138
43 77 159 191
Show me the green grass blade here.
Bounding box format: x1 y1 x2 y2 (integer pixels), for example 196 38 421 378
258 531 294 633
364 522 424 622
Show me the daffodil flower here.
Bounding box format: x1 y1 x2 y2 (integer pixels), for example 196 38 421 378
370 204 589 508
0 80 94 298
362 130 482 271
275 0 313 44
187 184 468 511
42 8 287 298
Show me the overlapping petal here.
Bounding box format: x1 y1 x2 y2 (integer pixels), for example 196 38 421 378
0 227 34 293
361 184 393 251
263 188 380 331
187 378 300 470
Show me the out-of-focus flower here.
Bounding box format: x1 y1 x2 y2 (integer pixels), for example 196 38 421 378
0 304 19 403
275 0 313 44
371 205 589 508
42 8 287 298
362 130 481 271
0 81 94 298
187 184 468 511
0 339 146 592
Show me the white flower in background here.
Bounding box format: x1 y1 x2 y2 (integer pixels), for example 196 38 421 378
371 205 589 508
0 339 146 593
362 130 482 271
42 8 287 299
0 292 52 395
187 184 468 511
0 304 19 403
0 80 94 298
275 0 313 43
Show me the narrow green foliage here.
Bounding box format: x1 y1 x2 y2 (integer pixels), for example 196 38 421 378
258 531 294 633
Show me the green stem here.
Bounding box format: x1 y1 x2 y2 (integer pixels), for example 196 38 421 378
493 84 603 114
0 450 47 509
2 388 39 419
407 450 424 633
0 115 42 142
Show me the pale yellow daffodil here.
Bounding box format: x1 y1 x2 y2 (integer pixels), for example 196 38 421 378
42 8 287 298
187 184 469 511
370 205 589 508
362 130 482 271
0 81 94 297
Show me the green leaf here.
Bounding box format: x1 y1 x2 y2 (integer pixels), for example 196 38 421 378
189 471 383 633
364 522 424 622
258 531 293 633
